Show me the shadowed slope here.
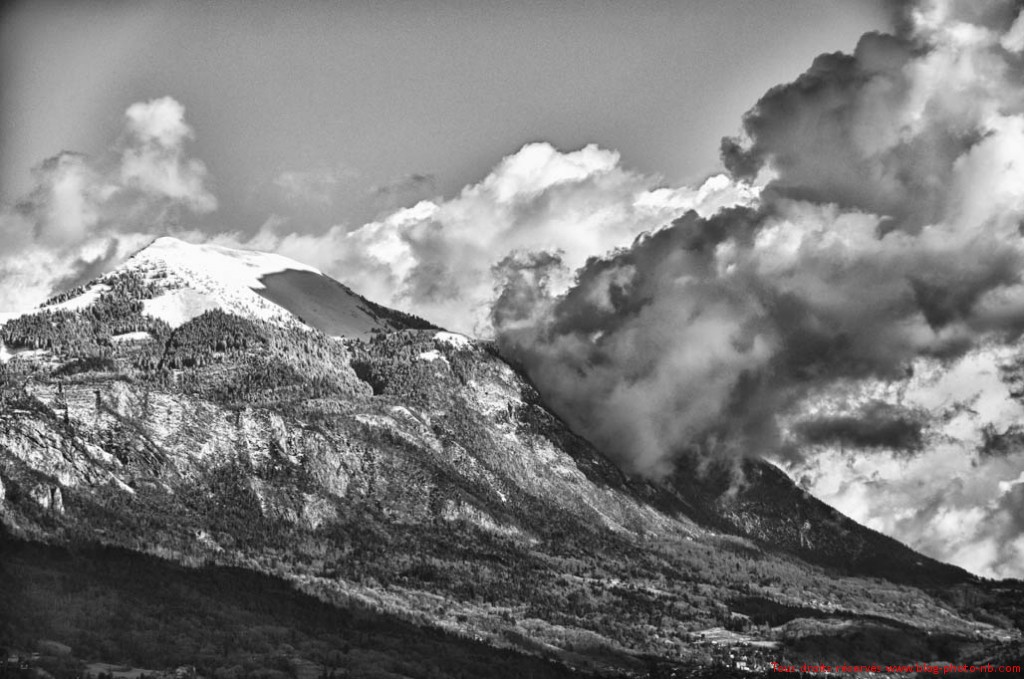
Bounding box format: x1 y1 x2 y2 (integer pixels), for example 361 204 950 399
257 269 438 338
256 270 386 338
0 530 590 679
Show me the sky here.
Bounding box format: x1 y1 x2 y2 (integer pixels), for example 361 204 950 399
6 0 1024 581
1 0 889 230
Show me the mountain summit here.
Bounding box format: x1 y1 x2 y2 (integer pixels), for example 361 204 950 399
1 240 1021 676
26 236 434 339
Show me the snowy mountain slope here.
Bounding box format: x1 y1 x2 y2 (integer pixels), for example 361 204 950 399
5 237 427 339
257 269 397 337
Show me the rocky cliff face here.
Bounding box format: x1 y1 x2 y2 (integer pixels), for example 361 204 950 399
0 238 1020 673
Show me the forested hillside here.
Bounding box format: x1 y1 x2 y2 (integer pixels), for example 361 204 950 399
1 249 1022 677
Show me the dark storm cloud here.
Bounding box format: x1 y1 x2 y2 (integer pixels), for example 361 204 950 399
493 0 1024 476
493 207 784 473
978 423 1024 458
793 401 925 451
721 32 974 231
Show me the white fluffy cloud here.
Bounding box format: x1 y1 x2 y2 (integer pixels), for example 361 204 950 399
120 97 216 211
0 97 215 311
245 142 757 334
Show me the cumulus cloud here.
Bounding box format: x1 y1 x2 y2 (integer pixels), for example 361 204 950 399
484 0 1024 576
243 142 757 335
490 1 1024 480
121 97 216 212
0 96 216 311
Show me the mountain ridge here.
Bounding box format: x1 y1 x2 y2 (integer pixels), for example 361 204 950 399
1 238 1021 676
21 236 437 340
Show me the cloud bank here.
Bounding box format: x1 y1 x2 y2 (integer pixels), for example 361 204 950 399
243 142 756 335
484 0 1024 577
0 96 216 311
0 98 755 330
491 0 1024 472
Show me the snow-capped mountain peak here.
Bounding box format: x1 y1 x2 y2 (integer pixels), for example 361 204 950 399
136 236 324 289
26 236 424 338
119 236 320 329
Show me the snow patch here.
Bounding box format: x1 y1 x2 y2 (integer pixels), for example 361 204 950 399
434 331 472 349
441 499 522 537
143 288 221 328
390 405 416 419
466 379 521 417
0 343 48 364
45 284 110 313
122 237 320 328
418 349 445 362
354 414 397 428
0 284 109 332
112 331 152 343
123 237 391 336
0 311 22 326
110 475 137 494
